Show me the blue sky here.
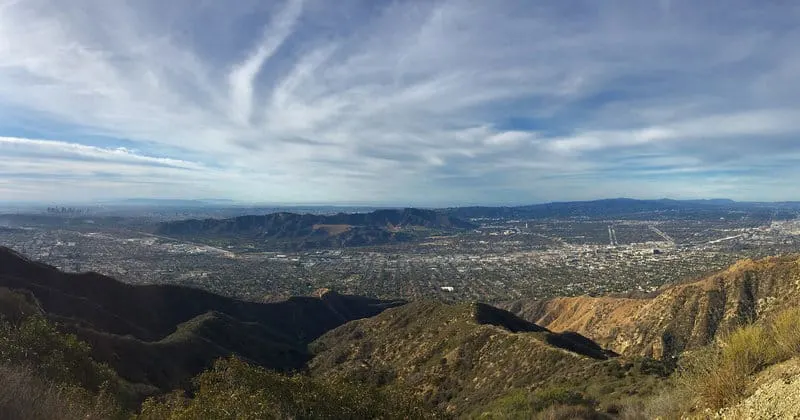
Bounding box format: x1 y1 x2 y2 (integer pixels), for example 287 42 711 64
1 0 800 205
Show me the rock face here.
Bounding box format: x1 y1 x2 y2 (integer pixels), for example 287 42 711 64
503 255 800 359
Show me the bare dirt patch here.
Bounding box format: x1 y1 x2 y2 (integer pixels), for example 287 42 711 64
312 224 353 236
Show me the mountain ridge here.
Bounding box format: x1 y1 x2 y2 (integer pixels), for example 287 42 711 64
0 246 404 390
155 207 476 250
445 198 800 220
501 254 800 360
309 300 659 415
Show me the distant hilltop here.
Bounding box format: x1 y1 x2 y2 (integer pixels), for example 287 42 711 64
155 207 476 250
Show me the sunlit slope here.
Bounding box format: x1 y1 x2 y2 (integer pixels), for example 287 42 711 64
310 301 665 415
504 255 800 359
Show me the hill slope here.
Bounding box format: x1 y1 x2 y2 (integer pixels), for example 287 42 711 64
155 208 476 250
502 255 800 360
718 357 800 419
0 247 403 390
309 301 667 416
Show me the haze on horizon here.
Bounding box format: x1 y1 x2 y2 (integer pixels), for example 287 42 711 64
1 0 799 206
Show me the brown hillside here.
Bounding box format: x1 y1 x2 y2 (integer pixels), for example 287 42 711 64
312 224 353 235
309 301 664 416
502 255 800 359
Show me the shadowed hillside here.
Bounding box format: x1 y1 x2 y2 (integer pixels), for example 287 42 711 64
502 255 800 360
0 246 404 390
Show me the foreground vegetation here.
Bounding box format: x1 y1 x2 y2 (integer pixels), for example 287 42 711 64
1 264 800 419
673 306 800 415
7 305 800 419
0 312 437 419
138 357 437 419
0 315 126 419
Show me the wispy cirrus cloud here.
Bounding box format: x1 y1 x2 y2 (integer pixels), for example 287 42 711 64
0 0 799 204
0 137 203 169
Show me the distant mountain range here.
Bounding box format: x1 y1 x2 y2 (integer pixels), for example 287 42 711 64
4 198 798 231
445 198 800 220
155 208 476 250
147 199 800 250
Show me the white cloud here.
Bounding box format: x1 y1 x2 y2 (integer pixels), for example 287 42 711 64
0 0 799 203
228 0 304 125
0 136 203 169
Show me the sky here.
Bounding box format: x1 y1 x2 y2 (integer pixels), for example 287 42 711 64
1 0 800 206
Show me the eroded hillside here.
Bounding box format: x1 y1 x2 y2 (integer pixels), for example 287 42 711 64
503 255 800 359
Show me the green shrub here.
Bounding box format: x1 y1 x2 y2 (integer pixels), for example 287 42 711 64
0 315 117 392
720 325 775 375
478 387 593 419
683 355 748 411
0 315 125 418
138 356 439 420
530 387 589 412
636 386 689 420
0 364 107 420
534 404 609 420
771 307 800 359
632 357 672 377
674 306 800 414
481 390 531 419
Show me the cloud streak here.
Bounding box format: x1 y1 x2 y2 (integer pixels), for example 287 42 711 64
228 0 304 125
0 0 799 204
